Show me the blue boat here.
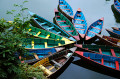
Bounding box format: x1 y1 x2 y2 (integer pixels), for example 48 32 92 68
106 29 120 38
29 11 76 41
114 0 120 13
20 47 65 64
58 0 73 22
112 27 120 31
85 17 104 41
73 8 87 39
75 51 120 73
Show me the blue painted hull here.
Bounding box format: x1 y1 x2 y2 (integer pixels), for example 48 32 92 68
73 8 87 39
106 29 120 39
114 0 120 14
85 17 104 41
58 0 73 22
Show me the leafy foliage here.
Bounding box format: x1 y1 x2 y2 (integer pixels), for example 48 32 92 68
0 0 45 79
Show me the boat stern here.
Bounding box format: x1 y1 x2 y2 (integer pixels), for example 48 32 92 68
85 36 91 41
75 51 83 56
73 35 80 41
79 34 85 39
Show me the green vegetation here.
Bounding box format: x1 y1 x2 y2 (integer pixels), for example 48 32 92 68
0 0 45 79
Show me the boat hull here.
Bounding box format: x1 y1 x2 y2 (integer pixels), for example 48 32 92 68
58 5 73 22
75 52 120 78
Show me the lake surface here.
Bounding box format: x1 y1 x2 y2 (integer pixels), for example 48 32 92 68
0 0 119 79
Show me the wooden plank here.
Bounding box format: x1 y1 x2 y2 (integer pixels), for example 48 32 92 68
51 60 62 67
99 48 102 54
74 23 85 26
57 20 66 22
35 31 41 36
110 49 116 57
91 26 101 30
97 22 102 25
67 30 73 32
59 5 67 6
31 41 34 49
61 25 71 27
101 58 104 65
88 30 98 34
46 34 50 39
49 66 55 71
39 65 52 75
44 42 48 48
115 61 119 70
33 53 39 60
75 19 84 21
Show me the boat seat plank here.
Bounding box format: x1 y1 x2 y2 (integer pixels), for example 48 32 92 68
56 31 61 34
99 48 102 54
44 42 48 48
35 31 41 36
57 20 66 22
62 9 70 10
46 34 50 39
76 28 85 30
60 5 67 6
51 60 62 67
77 14 81 16
31 41 34 49
39 65 52 75
40 22 47 26
75 19 84 21
88 30 98 34
115 61 119 70
56 16 60 17
91 26 101 30
33 53 39 60
67 30 73 32
58 43 61 46
110 49 116 57
48 66 55 71
47 27 54 30
61 25 71 27
97 22 102 25
74 23 85 26
101 58 104 65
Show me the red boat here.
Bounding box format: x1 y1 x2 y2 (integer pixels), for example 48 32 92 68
75 51 120 76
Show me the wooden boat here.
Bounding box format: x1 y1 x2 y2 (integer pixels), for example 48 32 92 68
75 44 120 57
54 9 80 41
85 17 104 41
114 0 120 13
96 34 120 48
32 47 77 79
73 8 87 39
20 47 65 64
58 0 74 22
106 29 120 38
22 38 75 49
112 27 120 31
25 26 74 44
29 11 76 41
75 51 120 74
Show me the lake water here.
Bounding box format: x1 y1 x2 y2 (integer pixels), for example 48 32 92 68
0 0 119 79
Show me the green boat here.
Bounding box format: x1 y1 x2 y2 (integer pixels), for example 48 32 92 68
54 9 80 41
25 26 74 44
75 44 120 57
22 38 75 49
29 11 76 41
